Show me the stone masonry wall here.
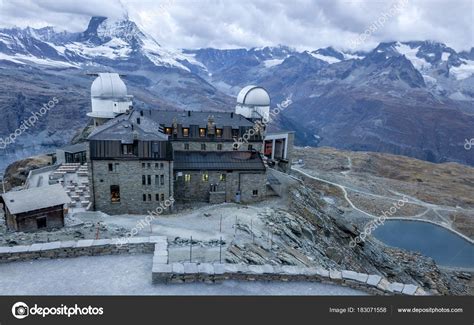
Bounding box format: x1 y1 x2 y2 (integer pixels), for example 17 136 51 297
174 171 266 203
0 236 166 263
91 160 173 215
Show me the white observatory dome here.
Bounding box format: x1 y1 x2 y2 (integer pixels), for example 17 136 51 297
237 85 270 107
91 73 128 98
236 85 271 120
87 73 133 120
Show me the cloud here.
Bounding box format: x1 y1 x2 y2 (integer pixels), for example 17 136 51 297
0 0 472 51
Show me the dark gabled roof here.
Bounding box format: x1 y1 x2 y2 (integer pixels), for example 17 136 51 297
60 142 87 153
88 110 168 142
139 109 255 128
174 151 266 171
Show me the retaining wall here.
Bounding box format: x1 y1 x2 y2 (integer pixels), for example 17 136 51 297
0 236 166 263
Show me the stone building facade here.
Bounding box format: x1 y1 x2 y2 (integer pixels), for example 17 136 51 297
90 159 173 215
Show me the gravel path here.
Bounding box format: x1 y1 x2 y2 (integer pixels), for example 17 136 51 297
0 254 366 295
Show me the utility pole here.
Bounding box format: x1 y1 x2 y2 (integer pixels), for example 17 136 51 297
189 236 193 262
219 236 222 263
251 219 254 243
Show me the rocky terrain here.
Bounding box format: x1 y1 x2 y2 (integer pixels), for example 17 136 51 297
3 154 52 191
293 147 474 239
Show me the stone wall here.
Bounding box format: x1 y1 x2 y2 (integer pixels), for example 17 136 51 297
0 236 166 263
152 261 428 296
91 160 173 215
174 171 266 204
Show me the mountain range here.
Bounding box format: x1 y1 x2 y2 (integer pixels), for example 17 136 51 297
0 16 473 172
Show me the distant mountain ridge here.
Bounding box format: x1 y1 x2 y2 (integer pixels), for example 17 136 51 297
0 16 473 172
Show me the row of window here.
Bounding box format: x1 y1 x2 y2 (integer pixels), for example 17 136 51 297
183 143 253 151
110 185 168 203
183 173 226 182
142 162 165 169
143 193 166 202
108 162 166 172
142 175 166 186
165 127 224 138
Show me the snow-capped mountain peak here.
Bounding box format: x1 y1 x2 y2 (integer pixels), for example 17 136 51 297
0 16 200 71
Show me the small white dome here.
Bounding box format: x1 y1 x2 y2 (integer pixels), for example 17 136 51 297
237 85 270 107
91 73 127 98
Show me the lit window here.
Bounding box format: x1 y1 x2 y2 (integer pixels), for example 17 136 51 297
202 172 209 182
110 185 120 203
217 144 223 151
216 128 222 138
183 128 189 137
185 174 191 182
220 174 226 182
165 127 172 135
199 128 206 137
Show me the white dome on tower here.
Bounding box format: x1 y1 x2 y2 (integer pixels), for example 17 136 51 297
91 73 128 98
236 85 270 121
237 85 270 107
87 73 133 120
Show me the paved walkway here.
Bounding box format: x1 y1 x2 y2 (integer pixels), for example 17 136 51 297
0 254 366 295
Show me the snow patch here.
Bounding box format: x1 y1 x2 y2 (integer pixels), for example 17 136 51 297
441 52 450 61
263 58 284 68
310 52 340 64
450 59 474 80
395 43 431 71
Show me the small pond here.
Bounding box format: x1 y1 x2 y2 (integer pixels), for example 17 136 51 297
372 220 474 269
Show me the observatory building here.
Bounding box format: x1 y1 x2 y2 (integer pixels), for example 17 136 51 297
87 73 133 127
85 80 294 215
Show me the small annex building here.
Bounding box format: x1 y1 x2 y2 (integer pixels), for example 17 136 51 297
0 184 71 232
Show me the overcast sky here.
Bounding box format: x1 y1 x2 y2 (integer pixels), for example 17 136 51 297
0 0 472 51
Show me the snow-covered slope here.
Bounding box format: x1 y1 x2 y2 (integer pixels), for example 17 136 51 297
0 16 202 72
